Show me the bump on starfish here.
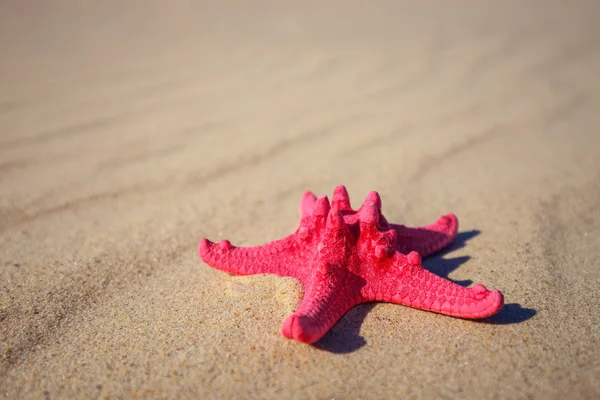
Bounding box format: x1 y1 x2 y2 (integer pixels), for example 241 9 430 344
198 185 504 344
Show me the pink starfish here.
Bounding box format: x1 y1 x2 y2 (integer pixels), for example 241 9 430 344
198 185 504 344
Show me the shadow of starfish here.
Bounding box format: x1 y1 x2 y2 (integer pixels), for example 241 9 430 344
312 303 376 353
424 230 536 325
422 230 481 287
480 303 537 324
429 230 536 325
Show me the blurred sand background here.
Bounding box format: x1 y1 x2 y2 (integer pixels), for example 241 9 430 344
1 1 599 398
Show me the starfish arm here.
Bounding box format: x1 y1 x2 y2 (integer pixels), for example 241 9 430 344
281 262 363 344
198 235 310 279
391 213 459 257
370 252 503 319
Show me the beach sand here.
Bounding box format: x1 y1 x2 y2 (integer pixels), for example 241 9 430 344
1 1 599 398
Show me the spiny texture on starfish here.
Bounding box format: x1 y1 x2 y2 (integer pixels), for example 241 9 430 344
198 185 504 344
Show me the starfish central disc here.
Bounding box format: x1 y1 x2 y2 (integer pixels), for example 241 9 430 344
198 185 504 344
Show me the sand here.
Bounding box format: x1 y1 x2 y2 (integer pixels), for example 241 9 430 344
1 1 599 399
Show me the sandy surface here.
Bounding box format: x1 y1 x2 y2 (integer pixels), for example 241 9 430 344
1 1 599 399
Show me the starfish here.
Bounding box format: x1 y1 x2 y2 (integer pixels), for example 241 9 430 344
198 185 504 344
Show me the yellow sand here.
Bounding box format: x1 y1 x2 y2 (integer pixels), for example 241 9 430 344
1 1 599 398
